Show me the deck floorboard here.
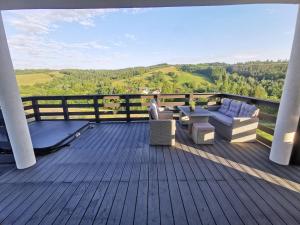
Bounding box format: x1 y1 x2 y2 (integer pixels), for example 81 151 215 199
0 122 299 225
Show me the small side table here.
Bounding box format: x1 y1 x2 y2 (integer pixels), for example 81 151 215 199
192 122 215 144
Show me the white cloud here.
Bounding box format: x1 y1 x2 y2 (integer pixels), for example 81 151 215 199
125 33 137 41
7 9 119 35
2 8 151 68
7 34 112 69
122 8 152 14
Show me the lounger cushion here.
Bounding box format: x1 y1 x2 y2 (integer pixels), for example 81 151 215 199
210 111 233 126
149 103 159 120
218 98 232 114
239 103 259 118
225 100 242 118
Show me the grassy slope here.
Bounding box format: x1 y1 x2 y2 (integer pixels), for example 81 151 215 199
16 71 63 86
112 66 214 89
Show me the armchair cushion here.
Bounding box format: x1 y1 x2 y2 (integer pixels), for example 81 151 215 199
225 100 242 118
149 102 159 120
218 98 232 114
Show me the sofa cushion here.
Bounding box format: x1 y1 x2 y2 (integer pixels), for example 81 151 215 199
239 103 259 118
225 100 242 118
210 111 233 126
149 103 159 120
218 98 232 114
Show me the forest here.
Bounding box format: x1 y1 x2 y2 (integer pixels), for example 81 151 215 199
17 60 287 101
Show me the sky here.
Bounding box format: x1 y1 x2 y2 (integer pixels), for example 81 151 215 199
1 4 298 69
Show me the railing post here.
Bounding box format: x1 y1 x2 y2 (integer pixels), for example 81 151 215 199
62 97 69 121
125 95 130 122
154 94 160 106
32 98 41 121
185 94 191 105
93 96 100 123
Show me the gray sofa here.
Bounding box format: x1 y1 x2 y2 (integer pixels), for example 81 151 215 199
208 98 259 142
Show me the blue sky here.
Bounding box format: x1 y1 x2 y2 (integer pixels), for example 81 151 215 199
2 4 298 69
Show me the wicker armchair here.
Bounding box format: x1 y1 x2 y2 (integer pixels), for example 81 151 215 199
149 111 176 146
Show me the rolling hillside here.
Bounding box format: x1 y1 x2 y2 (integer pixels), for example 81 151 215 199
15 61 286 100
16 71 63 86
16 65 216 96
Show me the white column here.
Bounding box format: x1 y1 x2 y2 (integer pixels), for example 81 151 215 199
0 12 36 169
270 5 300 165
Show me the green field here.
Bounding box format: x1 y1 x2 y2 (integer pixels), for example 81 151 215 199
16 71 63 86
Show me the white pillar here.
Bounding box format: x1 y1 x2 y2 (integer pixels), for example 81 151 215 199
270 5 300 165
0 12 36 169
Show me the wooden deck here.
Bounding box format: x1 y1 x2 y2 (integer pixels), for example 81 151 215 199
0 122 299 225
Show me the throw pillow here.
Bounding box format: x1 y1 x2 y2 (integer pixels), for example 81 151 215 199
218 98 232 114
225 100 242 118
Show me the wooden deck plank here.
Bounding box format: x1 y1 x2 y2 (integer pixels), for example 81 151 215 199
25 183 71 225
177 181 202 225
198 181 230 225
119 181 139 225
207 180 243 225
215 138 300 219
106 181 129 225
158 180 174 225
92 123 142 225
2 183 59 225
147 180 160 225
0 122 299 225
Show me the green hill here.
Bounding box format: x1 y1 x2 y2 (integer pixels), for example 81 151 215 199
16 64 216 96
15 61 287 100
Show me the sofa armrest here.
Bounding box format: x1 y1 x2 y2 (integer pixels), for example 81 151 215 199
207 105 220 111
232 117 259 128
158 111 174 120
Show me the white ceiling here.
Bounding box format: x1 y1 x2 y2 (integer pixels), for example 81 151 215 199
0 0 299 10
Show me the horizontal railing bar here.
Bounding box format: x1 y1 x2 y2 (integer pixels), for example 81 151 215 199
21 93 220 100
25 114 35 119
257 134 272 147
259 112 277 123
39 112 64 116
38 104 63 108
129 110 148 114
67 104 95 108
24 105 33 110
68 112 95 115
99 111 127 115
258 124 275 135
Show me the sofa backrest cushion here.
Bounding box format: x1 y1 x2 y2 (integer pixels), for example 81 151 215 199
218 98 232 114
239 103 259 118
225 100 242 118
149 102 159 120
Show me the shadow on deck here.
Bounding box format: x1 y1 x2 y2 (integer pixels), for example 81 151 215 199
0 122 299 225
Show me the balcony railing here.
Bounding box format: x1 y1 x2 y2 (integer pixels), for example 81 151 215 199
21 93 279 147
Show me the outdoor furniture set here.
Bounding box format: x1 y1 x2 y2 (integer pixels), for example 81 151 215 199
149 98 260 146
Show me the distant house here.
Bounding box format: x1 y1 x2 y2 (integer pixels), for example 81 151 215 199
152 89 161 94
